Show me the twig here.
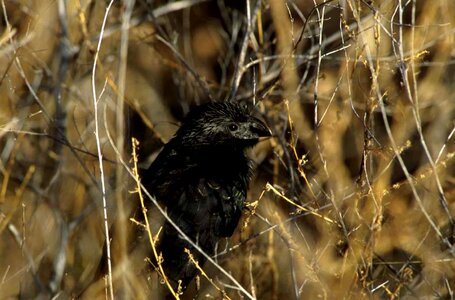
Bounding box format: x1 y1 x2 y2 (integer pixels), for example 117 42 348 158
155 35 215 102
91 1 116 299
6 222 46 294
265 183 338 226
185 248 231 299
353 0 451 249
130 138 181 298
228 0 261 101
395 0 454 231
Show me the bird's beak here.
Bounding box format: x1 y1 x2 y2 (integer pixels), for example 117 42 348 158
249 117 272 138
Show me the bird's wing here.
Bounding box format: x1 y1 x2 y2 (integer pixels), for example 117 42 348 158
139 140 198 205
166 176 245 242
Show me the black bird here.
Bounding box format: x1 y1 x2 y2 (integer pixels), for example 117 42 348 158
141 101 271 289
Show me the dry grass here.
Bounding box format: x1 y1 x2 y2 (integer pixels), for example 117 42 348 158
1 0 454 299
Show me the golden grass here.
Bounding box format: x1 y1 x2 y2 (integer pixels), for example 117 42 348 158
0 0 454 299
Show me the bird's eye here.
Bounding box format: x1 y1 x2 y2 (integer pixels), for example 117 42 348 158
228 124 238 131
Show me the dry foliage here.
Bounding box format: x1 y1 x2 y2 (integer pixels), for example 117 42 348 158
0 0 454 299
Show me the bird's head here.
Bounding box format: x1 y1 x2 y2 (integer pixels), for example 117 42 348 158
176 102 271 150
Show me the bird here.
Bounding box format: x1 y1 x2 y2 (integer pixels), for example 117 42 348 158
139 101 271 290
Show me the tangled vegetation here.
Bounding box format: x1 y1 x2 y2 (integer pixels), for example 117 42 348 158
0 0 454 299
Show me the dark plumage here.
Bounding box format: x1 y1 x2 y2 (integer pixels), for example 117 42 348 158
141 101 271 288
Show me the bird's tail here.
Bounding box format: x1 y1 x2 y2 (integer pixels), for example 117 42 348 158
157 222 208 290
